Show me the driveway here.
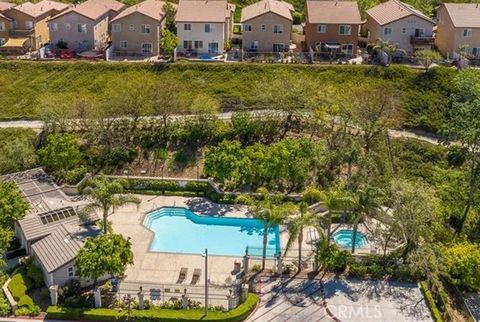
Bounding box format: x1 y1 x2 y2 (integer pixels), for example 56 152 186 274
247 277 432 322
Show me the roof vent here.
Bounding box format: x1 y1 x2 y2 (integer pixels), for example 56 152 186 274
64 238 70 243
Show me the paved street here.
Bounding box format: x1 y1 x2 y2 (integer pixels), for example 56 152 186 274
247 277 432 322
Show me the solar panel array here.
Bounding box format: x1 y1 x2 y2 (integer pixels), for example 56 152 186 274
38 207 77 225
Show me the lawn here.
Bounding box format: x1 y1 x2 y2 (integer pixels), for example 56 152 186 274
0 61 455 133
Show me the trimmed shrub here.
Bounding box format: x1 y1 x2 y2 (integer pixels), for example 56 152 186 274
47 293 259 321
8 270 30 300
26 264 44 288
0 296 10 317
420 281 444 322
17 295 34 309
348 264 367 278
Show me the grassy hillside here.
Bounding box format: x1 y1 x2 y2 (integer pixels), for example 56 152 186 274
0 61 456 133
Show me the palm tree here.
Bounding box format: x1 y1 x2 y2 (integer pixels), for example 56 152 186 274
284 202 323 272
348 185 383 254
236 189 295 270
320 187 349 242
372 39 406 66
81 176 141 234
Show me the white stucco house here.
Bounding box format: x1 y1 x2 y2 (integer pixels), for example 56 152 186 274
175 0 235 55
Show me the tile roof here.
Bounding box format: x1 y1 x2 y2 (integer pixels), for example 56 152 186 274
442 3 480 29
176 0 233 23
0 12 11 20
0 1 14 12
111 0 172 23
31 222 101 273
241 0 293 22
50 0 125 21
366 0 434 26
11 0 68 18
306 0 361 24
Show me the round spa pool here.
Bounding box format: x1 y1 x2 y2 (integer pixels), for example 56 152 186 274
333 229 368 249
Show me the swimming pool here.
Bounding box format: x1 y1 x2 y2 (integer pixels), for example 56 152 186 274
143 207 281 257
333 229 368 249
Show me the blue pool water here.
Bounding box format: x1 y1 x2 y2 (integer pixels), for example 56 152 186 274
333 229 368 249
143 207 280 257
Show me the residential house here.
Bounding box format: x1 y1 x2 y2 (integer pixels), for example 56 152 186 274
364 0 435 55
176 0 235 55
436 3 480 60
0 2 14 46
0 0 68 53
110 0 171 56
304 0 362 57
240 0 294 52
48 0 125 52
2 168 101 288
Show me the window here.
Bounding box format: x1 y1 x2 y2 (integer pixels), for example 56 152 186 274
205 24 211 32
250 40 258 50
273 24 283 34
77 23 87 33
184 23 191 31
141 24 151 34
261 24 266 31
473 47 480 57
0 38 5 46
50 22 58 31
273 43 285 52
401 27 407 34
129 24 134 31
141 43 152 54
339 25 351 35
112 23 121 32
243 24 252 32
25 21 33 29
208 42 218 53
194 40 203 49
183 40 192 49
383 27 392 36
65 23 71 30
464 29 472 37
68 267 75 278
317 24 326 33
0 22 5 32
120 40 127 49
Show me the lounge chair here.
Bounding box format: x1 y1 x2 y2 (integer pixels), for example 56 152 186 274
177 267 188 284
191 268 201 285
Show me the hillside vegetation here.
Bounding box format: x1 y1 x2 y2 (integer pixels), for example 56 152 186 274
0 61 456 133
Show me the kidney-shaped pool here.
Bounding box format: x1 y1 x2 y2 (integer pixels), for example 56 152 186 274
143 207 281 257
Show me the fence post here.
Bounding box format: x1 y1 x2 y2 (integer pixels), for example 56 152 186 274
49 285 58 305
138 287 145 310
275 255 282 275
94 288 102 308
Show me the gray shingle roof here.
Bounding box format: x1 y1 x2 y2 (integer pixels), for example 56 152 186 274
31 223 101 273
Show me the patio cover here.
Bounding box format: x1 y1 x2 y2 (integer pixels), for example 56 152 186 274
324 43 341 50
1 38 29 48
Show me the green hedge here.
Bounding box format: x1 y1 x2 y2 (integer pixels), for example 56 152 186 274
118 178 235 204
8 272 29 300
420 281 444 322
47 293 259 321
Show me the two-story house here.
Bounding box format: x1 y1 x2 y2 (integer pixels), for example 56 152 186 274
0 2 14 46
48 0 125 52
304 0 362 57
436 3 480 60
365 0 435 55
0 0 68 53
110 0 172 56
240 0 294 52
176 0 235 55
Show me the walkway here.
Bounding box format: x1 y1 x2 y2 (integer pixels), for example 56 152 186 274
247 277 433 322
0 113 445 147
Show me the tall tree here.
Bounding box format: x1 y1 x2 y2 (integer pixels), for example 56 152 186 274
162 1 177 33
320 186 349 241
38 133 82 176
284 202 322 272
76 234 134 287
152 79 185 140
349 185 383 254
446 69 480 235
80 176 141 234
159 28 179 58
0 137 37 175
389 180 437 257
0 181 29 228
236 189 295 270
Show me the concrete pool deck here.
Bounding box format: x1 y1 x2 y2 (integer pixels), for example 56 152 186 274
111 195 315 289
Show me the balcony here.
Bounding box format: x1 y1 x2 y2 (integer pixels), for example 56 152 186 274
9 28 34 37
410 36 435 46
